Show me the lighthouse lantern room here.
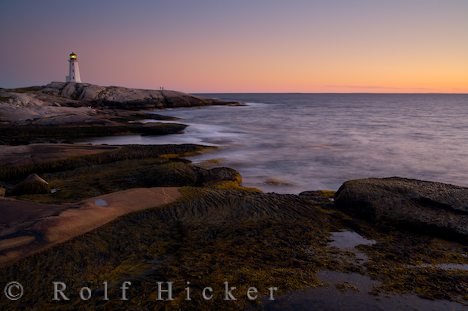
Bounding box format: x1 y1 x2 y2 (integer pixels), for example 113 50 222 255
66 52 81 83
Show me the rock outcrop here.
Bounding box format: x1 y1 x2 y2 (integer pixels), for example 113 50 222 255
0 82 240 125
139 164 243 188
1 82 239 111
0 82 238 144
334 177 468 241
197 167 242 186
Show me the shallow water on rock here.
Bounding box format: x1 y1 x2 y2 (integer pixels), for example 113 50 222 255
328 230 376 264
434 263 468 271
328 231 376 250
409 263 468 271
94 199 108 207
263 270 466 311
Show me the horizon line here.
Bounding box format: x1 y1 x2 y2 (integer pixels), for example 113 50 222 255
2 82 468 95
194 91 468 95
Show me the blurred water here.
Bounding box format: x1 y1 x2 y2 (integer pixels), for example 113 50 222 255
88 93 468 193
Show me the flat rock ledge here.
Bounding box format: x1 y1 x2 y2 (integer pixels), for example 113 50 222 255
334 177 468 242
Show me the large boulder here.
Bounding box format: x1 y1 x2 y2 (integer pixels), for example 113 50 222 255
10 174 50 196
334 177 468 241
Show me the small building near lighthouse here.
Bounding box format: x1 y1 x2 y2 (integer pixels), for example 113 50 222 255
66 52 81 83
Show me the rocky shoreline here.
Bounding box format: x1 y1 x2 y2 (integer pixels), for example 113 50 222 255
0 82 241 144
0 84 466 310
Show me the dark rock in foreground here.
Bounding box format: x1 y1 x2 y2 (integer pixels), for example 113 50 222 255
0 122 188 145
197 167 241 186
10 173 50 195
334 177 468 241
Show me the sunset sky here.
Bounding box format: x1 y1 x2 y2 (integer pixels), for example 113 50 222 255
1 0 467 93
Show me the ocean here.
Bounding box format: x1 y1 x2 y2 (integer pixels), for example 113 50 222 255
88 93 468 193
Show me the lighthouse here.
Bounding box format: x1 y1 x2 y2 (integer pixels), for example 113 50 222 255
66 52 81 83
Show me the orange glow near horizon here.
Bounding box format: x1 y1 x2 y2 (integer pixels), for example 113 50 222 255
95 41 468 93
1 1 467 93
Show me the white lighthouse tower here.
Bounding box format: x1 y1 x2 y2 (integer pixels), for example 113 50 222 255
66 52 81 83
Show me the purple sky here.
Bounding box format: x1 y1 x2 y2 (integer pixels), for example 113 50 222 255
1 0 467 92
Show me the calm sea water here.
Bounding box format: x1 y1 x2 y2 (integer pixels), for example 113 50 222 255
88 94 468 193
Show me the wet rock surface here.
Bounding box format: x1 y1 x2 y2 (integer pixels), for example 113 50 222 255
334 177 468 241
265 270 466 311
1 184 466 309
